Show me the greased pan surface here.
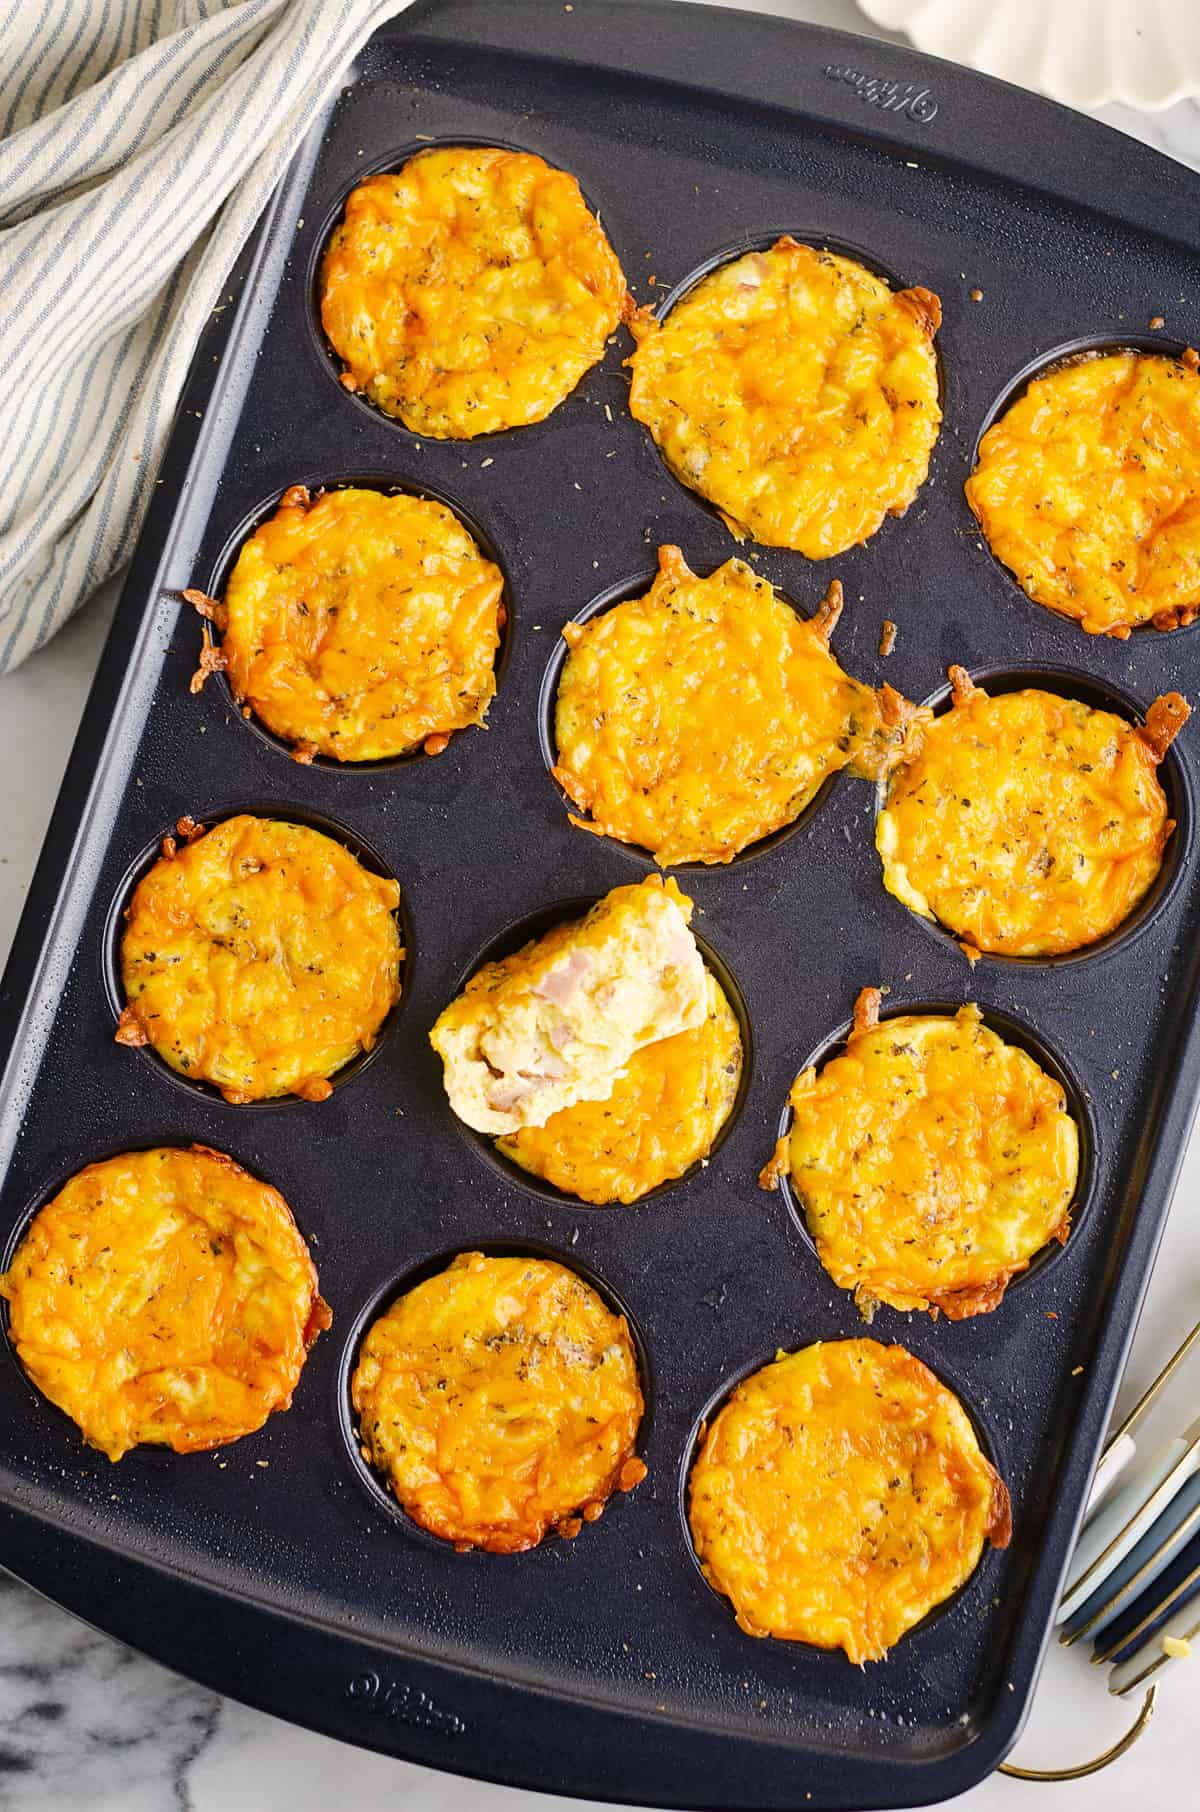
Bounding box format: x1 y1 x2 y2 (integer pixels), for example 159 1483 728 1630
2 2 1200 1806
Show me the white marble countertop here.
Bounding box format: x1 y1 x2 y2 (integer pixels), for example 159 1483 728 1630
1 2 1199 1807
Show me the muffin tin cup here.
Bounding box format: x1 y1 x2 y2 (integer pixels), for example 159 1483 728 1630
306 133 630 443
965 334 1200 642
873 665 1193 970
635 228 947 547
335 1237 655 1553
195 471 514 775
535 566 851 872
769 995 1099 1308
0 1135 325 1447
676 1340 1009 1651
101 802 412 1109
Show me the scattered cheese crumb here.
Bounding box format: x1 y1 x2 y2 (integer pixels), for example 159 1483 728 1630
1163 1634 1191 1659
879 619 897 657
1149 314 1165 330
970 288 983 302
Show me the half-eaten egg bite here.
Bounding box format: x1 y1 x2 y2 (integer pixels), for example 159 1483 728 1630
0 1145 330 1462
429 875 708 1138
319 145 631 438
688 1338 1010 1663
628 237 941 556
351 1251 646 1552
875 667 1188 958
553 546 918 864
186 485 504 763
117 814 402 1103
760 987 1080 1320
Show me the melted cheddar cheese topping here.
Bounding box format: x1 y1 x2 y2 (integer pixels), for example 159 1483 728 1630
966 350 1200 636
119 815 402 1103
430 875 707 1136
351 1251 646 1552
688 1339 1010 1663
215 486 503 762
876 676 1185 957
0 1146 330 1462
771 995 1079 1320
554 547 913 865
628 238 941 556
319 146 630 438
498 968 742 1203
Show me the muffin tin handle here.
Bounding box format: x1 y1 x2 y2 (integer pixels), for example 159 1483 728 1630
999 1312 1200 1779
997 1682 1158 1781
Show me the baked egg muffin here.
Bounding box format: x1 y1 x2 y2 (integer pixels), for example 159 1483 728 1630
628 237 941 556
498 967 742 1203
553 546 918 864
116 814 403 1103
688 1338 1010 1662
876 668 1189 958
0 1145 330 1462
966 348 1200 636
319 146 631 438
186 485 504 762
351 1251 646 1552
760 988 1080 1319
430 875 707 1136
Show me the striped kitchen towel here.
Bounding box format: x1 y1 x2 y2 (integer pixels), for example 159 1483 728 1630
0 0 410 675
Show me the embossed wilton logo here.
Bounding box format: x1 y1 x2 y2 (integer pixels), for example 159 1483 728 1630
346 1670 466 1737
824 64 938 124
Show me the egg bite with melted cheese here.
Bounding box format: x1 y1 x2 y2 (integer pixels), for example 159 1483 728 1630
627 237 941 557
430 875 707 1137
319 146 631 438
351 1251 646 1552
497 967 742 1203
760 988 1080 1320
0 1145 330 1462
966 348 1200 637
116 814 403 1103
553 546 918 864
688 1338 1011 1663
876 668 1189 959
186 485 504 763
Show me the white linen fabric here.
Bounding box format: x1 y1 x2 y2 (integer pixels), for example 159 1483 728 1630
0 0 409 674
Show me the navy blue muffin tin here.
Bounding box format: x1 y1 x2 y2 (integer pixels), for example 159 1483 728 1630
2 3 1200 1806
